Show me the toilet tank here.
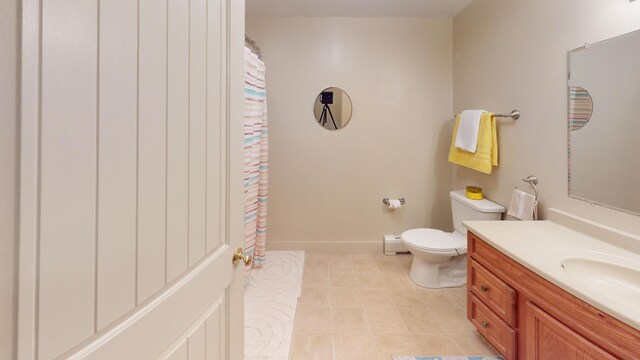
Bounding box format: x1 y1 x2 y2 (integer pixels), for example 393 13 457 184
450 190 505 235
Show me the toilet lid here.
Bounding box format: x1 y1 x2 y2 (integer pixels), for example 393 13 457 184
401 228 466 252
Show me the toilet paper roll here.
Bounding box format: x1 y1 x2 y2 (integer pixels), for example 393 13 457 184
387 199 402 209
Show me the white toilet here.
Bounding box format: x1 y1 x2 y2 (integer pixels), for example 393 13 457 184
401 190 504 288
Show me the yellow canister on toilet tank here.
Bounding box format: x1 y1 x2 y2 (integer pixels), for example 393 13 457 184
466 186 483 200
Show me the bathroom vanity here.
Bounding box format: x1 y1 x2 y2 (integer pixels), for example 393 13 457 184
464 214 640 359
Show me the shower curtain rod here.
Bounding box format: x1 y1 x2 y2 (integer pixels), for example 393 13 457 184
245 35 263 60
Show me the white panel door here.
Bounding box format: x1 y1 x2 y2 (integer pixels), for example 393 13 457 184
96 0 138 330
137 0 169 304
166 0 191 283
188 0 208 266
38 1 98 356
18 0 246 358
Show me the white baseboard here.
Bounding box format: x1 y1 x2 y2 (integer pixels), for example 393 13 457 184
267 241 383 253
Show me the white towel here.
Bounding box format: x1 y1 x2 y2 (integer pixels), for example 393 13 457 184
507 189 537 221
455 110 486 153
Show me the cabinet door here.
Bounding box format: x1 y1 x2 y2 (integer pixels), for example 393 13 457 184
524 302 617 360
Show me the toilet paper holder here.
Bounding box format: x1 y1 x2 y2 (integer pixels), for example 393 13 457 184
383 198 405 206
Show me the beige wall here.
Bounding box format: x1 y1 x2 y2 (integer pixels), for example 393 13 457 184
0 0 19 357
246 17 454 250
453 0 640 234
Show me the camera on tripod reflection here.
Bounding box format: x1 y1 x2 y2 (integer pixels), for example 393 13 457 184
317 91 337 129
320 91 333 105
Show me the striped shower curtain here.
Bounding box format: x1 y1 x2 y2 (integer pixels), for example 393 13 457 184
243 46 268 279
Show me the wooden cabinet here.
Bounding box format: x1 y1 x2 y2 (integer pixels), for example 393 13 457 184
469 259 516 326
467 231 640 360
469 293 517 359
524 302 617 360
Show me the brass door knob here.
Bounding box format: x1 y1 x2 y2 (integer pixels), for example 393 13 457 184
481 321 489 328
480 285 489 292
232 247 253 266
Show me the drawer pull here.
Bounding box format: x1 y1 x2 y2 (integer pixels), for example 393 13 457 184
480 285 489 292
481 321 489 328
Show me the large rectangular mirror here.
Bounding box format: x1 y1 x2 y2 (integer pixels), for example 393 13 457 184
568 29 640 215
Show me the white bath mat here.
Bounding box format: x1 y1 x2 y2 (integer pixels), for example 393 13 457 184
245 251 305 299
244 296 298 360
245 251 305 360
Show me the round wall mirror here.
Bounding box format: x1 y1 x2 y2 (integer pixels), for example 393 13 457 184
313 87 352 130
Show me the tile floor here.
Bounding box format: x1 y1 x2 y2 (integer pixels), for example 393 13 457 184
290 253 499 360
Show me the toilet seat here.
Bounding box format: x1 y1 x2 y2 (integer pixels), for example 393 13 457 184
401 228 467 254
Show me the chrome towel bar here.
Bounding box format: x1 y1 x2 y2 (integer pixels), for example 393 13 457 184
492 109 520 120
453 109 521 120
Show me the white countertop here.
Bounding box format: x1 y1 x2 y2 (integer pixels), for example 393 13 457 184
463 219 640 331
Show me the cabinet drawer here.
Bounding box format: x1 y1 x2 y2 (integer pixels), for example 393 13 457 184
469 294 517 360
470 260 516 326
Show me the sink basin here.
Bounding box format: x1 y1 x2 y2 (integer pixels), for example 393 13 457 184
560 257 640 308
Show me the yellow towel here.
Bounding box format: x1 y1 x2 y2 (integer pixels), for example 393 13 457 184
448 112 498 174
